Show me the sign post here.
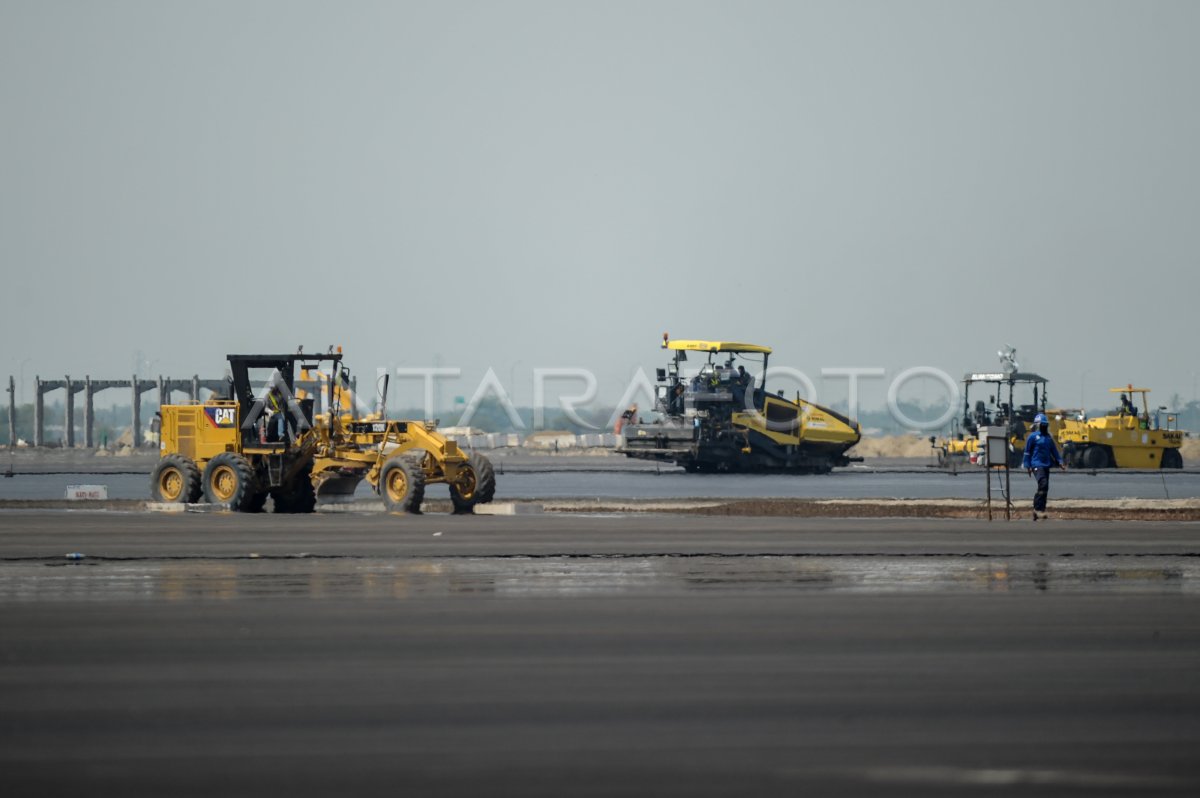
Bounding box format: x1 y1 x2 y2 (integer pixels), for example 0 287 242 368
980 427 1011 520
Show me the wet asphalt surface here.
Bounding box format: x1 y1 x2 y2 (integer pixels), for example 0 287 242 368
2 511 1200 796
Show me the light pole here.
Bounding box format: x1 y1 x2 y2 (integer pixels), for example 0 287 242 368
1080 369 1092 413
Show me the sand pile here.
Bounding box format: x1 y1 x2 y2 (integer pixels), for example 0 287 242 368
847 435 936 459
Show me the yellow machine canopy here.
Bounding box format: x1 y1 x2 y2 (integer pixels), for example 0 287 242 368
663 339 773 355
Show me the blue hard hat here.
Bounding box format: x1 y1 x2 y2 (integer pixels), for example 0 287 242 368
1033 413 1048 425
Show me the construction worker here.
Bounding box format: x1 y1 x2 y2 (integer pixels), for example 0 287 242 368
1022 412 1065 521
1119 393 1136 416
614 404 638 435
669 383 686 415
732 365 750 407
264 386 285 442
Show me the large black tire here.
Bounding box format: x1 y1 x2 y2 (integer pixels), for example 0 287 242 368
1081 445 1111 470
151 454 202 503
449 453 497 514
1061 443 1082 469
202 452 261 512
1161 448 1183 469
272 467 317 513
472 453 496 503
380 455 425 514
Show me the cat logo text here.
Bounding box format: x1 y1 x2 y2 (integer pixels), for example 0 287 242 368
204 407 237 428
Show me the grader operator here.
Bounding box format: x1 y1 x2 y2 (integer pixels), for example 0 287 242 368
617 336 861 473
150 350 495 514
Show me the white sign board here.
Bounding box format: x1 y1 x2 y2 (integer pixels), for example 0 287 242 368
978 427 1010 467
66 485 108 500
986 437 1009 467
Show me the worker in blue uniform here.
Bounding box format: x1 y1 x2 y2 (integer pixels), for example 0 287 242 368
1022 413 1065 520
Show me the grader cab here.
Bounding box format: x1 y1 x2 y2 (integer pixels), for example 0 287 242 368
151 350 495 514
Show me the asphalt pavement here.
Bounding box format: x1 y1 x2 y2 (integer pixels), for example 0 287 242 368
2 512 1199 796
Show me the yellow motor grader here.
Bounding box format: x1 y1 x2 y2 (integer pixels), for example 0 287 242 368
150 350 495 513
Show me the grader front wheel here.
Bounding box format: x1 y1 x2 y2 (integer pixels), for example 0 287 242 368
449 453 496 514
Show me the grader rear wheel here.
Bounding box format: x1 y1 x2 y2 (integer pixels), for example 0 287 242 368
202 452 261 512
151 454 202 503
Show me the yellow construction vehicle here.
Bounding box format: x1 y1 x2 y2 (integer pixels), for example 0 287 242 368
617 336 861 473
933 371 1064 468
1057 386 1184 469
932 347 1067 468
150 350 496 513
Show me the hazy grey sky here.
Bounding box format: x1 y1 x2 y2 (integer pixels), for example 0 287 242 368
3 0 1197 412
